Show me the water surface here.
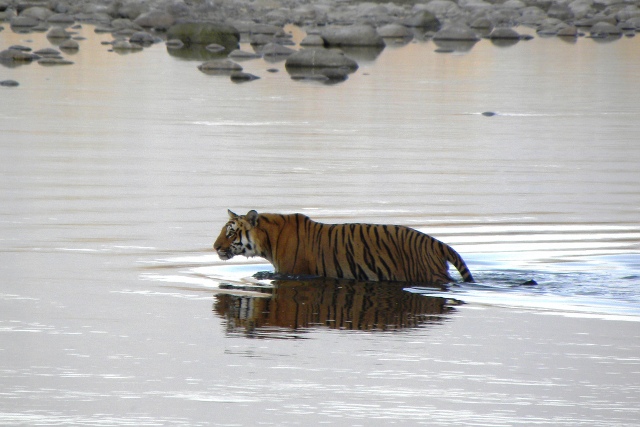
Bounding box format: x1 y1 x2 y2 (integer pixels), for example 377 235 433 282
1 24 640 426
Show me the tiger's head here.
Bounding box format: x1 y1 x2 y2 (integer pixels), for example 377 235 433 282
213 210 261 260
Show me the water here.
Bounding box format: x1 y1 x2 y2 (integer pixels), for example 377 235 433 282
1 24 640 426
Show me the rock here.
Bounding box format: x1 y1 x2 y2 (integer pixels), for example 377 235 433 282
433 24 480 41
0 48 39 62
38 57 74 65
112 40 144 51
8 45 31 51
230 71 260 82
590 21 622 37
547 3 574 21
33 48 61 56
47 13 75 24
377 23 413 38
320 25 385 47
260 42 296 58
110 18 143 31
228 49 262 59
488 27 522 39
285 48 358 70
10 15 39 28
20 6 53 21
419 1 462 19
300 34 325 46
47 27 71 39
402 10 441 31
198 59 242 73
59 39 80 50
129 31 156 45
556 25 579 37
134 10 175 30
0 79 19 87
482 111 497 116
470 18 493 30
167 22 240 52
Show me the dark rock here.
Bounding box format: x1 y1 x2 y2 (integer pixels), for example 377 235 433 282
285 48 358 70
470 18 493 30
230 71 260 82
167 22 240 52
1 79 19 86
9 45 32 51
320 25 385 47
482 111 497 116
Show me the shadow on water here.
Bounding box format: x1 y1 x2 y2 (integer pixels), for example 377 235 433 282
212 276 462 338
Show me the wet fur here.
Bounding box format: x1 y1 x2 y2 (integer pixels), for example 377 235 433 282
214 210 474 285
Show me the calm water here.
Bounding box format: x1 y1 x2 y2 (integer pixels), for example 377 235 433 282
1 24 640 426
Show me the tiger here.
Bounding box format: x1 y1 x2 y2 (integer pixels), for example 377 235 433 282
213 210 474 285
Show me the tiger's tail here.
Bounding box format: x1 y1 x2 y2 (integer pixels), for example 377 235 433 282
445 246 475 283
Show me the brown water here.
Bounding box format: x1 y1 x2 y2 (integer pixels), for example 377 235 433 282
1 24 640 426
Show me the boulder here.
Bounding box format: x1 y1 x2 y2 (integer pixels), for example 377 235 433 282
260 42 296 58
377 23 413 38
167 22 240 51
10 15 39 28
433 24 480 41
20 6 53 21
59 39 79 50
402 10 441 31
46 27 71 39
285 48 358 70
320 25 385 47
0 48 39 62
488 27 522 39
134 10 175 30
590 21 622 37
300 34 325 46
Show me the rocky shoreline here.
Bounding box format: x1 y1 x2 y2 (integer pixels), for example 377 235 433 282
1 0 639 84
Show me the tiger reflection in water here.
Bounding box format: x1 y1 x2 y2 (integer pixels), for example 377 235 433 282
213 277 461 335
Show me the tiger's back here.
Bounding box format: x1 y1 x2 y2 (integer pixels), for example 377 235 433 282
214 210 474 285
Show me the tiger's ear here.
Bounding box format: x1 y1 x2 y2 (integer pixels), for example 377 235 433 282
246 210 259 226
228 209 239 220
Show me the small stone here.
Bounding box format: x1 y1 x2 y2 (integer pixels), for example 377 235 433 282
47 27 71 39
38 57 74 65
482 111 497 116
230 71 260 82
59 39 79 50
205 43 225 53
0 79 19 87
